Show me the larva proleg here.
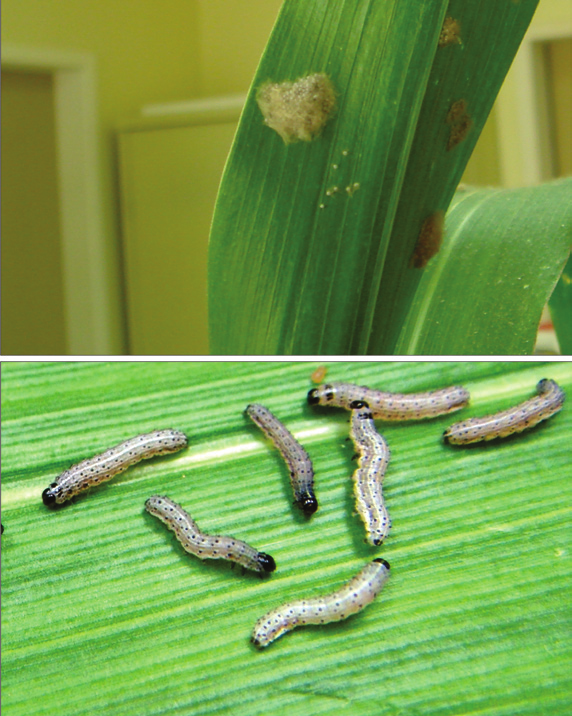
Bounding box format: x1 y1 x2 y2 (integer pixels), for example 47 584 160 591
145 495 276 574
251 558 391 649
42 429 188 507
443 379 565 445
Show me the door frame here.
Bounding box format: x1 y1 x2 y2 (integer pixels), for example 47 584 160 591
2 45 117 354
495 22 572 187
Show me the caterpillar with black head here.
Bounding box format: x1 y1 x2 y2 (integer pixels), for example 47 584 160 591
42 429 188 507
251 558 391 648
443 379 565 445
245 404 317 516
308 382 469 420
349 400 391 546
145 495 276 574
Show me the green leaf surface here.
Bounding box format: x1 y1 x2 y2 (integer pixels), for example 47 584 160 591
207 0 540 354
2 361 571 716
394 180 572 354
208 0 449 354
549 253 572 354
367 0 541 353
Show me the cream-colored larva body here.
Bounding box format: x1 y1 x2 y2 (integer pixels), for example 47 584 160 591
308 382 469 420
245 404 317 515
443 379 565 445
251 558 390 648
42 429 188 507
350 401 391 546
145 495 276 574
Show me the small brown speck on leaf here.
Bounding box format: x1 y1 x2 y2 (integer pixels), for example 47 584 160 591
410 211 444 268
439 17 462 47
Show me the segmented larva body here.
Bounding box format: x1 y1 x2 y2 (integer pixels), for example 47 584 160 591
42 429 188 507
308 382 470 420
245 404 317 515
349 401 391 546
443 379 565 445
251 558 391 648
145 495 276 574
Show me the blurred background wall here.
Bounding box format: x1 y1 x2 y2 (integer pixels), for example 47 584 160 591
1 0 570 354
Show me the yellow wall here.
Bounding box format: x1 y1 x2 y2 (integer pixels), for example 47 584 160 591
198 0 282 94
1 70 67 354
1 0 203 354
1 0 282 354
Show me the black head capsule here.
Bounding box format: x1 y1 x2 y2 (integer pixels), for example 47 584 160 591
349 400 369 410
307 389 320 405
257 553 277 573
298 493 318 516
373 558 391 570
42 484 59 508
307 385 335 405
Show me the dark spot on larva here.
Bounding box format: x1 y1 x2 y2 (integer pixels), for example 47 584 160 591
410 211 445 268
439 17 461 47
446 99 472 150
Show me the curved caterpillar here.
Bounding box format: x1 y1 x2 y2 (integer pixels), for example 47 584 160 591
42 429 188 507
349 401 391 546
245 404 317 515
308 381 469 420
443 378 565 445
251 558 391 648
145 495 276 574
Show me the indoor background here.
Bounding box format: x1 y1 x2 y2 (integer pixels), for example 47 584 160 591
2 0 571 355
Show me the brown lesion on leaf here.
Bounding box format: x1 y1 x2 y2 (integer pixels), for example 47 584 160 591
410 211 445 269
446 99 472 150
256 73 337 144
438 17 461 47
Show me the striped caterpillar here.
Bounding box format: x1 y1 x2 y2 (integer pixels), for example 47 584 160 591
145 495 276 574
42 429 188 507
308 382 469 420
349 400 391 546
245 404 317 515
251 558 391 648
443 378 565 445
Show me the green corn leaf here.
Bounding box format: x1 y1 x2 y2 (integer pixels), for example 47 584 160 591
2 361 571 716
394 179 572 354
208 0 540 354
549 253 572 354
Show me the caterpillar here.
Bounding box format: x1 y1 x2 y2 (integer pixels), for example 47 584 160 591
42 429 188 507
349 401 391 546
443 378 565 445
245 404 317 515
251 558 391 648
308 381 469 420
145 495 276 574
